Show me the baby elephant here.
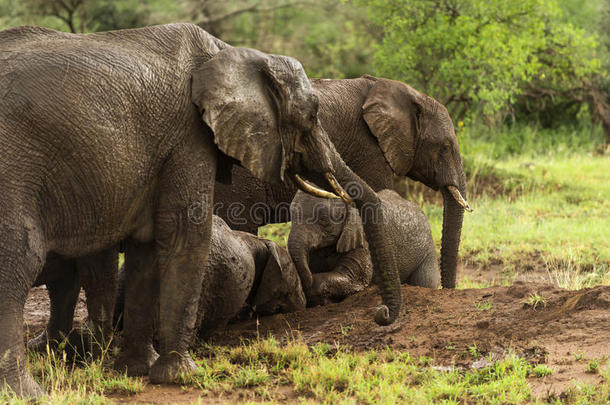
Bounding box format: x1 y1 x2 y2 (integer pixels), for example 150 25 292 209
197 215 307 336
288 189 439 306
115 215 306 338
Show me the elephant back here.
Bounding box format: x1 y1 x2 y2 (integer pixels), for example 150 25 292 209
197 216 256 337
378 189 436 276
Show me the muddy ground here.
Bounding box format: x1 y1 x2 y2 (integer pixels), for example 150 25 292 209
24 265 610 403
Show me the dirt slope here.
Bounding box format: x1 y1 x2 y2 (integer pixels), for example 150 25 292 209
209 282 610 397
24 281 610 402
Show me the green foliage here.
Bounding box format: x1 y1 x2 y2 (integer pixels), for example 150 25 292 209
530 364 554 378
187 338 537 404
0 0 150 32
85 0 149 32
523 293 548 310
201 0 376 78
355 0 603 122
587 360 600 374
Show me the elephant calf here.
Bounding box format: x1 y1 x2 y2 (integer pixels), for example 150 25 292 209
197 215 307 335
114 215 306 338
289 189 439 306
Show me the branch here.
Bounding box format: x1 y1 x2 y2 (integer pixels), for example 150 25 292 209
196 1 310 27
474 10 530 33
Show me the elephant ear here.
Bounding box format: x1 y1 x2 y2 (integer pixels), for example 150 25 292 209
191 47 295 184
362 78 421 176
253 241 306 314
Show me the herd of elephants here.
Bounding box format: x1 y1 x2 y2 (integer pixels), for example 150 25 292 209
0 23 472 396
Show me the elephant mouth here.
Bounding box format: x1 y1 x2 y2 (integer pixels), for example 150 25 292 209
446 185 472 212
293 173 353 204
407 170 438 191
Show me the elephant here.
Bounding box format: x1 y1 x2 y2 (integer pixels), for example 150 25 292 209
27 247 118 357
197 216 306 331
0 24 400 396
214 75 471 292
114 215 306 338
288 189 439 306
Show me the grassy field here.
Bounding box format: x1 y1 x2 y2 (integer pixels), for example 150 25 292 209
1 335 608 404
2 125 609 403
433 154 610 288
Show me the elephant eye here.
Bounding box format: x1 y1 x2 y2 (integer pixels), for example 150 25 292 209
309 111 317 124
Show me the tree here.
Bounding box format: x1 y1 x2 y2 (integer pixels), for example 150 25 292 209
354 0 603 124
515 0 610 145
186 0 304 38
19 0 148 33
186 0 376 78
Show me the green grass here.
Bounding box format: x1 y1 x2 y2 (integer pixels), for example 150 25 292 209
184 336 602 404
0 346 144 404
530 364 554 378
522 293 548 310
258 222 291 247
436 154 610 274
3 336 608 404
435 123 609 282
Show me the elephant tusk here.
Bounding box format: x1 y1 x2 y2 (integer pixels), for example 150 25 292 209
324 172 354 204
447 186 473 212
293 174 341 200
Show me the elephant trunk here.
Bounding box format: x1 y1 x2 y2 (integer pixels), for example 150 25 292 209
440 179 466 288
296 125 401 325
334 167 402 325
287 234 313 293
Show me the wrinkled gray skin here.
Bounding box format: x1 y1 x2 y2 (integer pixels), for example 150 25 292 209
198 216 306 331
215 76 468 293
28 247 118 357
0 24 399 396
289 190 439 306
114 216 306 338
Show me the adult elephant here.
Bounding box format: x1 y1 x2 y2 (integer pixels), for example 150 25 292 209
215 75 471 290
0 25 399 396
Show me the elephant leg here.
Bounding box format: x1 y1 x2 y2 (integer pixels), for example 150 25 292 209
149 216 211 384
309 247 372 306
149 129 216 384
27 257 80 353
0 219 45 397
406 254 440 289
113 240 159 376
287 233 315 293
77 246 119 357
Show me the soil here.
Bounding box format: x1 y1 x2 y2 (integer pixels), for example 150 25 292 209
24 264 609 404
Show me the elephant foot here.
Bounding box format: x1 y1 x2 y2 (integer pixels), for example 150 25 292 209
113 344 159 377
306 288 331 307
71 327 115 360
28 329 96 361
149 352 197 384
64 329 96 359
307 274 334 307
4 371 44 398
27 330 53 353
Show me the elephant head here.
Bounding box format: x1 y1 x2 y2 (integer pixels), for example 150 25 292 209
252 240 307 315
362 76 471 289
288 191 360 285
192 48 402 325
